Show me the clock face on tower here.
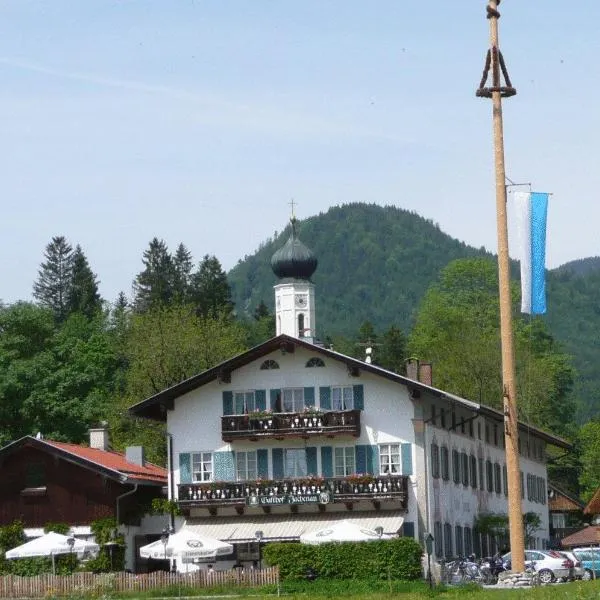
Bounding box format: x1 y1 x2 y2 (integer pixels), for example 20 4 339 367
295 294 307 308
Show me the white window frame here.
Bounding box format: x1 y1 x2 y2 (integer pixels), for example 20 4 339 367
334 447 355 476
282 388 304 413
192 452 213 482
379 443 400 475
331 386 354 411
236 450 258 481
284 448 307 478
234 391 256 415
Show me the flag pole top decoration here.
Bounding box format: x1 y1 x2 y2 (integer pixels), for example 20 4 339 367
513 191 550 315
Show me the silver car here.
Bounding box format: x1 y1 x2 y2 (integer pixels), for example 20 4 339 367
559 550 585 580
502 549 572 583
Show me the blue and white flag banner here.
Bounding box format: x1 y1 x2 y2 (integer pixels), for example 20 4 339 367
514 191 549 314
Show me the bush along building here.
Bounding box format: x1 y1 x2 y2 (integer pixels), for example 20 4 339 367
129 216 570 571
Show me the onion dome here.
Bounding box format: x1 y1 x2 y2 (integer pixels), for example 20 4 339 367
271 217 318 280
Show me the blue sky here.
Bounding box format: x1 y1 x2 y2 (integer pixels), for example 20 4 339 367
1 2 599 304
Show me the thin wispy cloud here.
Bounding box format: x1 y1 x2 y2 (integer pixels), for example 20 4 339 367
0 56 418 145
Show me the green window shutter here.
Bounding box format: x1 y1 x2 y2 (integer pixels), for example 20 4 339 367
272 448 284 479
401 443 413 476
179 453 191 484
255 390 266 411
222 391 233 416
270 389 280 412
402 522 415 538
235 394 245 415
257 449 269 479
368 445 379 475
306 447 318 475
353 385 364 410
355 445 368 474
321 446 333 478
319 387 331 410
213 451 235 481
304 387 315 407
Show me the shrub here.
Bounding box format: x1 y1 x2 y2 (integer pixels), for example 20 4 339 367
263 537 423 581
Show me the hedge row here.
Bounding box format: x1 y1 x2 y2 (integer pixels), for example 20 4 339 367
262 537 423 581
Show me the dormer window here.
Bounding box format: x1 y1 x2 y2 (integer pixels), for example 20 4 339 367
260 360 280 370
305 357 325 368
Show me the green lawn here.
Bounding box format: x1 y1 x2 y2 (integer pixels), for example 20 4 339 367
90 579 600 600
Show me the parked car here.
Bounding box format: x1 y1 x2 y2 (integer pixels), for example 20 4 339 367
502 549 572 583
570 548 600 580
558 550 585 580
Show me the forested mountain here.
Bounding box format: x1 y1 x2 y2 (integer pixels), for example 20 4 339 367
228 203 490 337
228 203 600 422
553 256 600 277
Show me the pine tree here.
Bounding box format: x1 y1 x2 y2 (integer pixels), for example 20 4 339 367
190 255 234 318
133 238 175 312
33 236 74 321
172 243 193 304
67 245 102 318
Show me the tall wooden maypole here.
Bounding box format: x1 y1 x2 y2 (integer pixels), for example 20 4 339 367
476 0 525 571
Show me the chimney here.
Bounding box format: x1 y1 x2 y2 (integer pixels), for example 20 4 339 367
125 446 145 467
419 362 433 386
405 358 419 381
89 426 110 451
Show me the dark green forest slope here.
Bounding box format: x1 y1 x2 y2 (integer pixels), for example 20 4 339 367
228 203 600 421
229 203 490 336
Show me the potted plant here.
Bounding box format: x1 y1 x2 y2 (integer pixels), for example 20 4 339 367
248 409 273 421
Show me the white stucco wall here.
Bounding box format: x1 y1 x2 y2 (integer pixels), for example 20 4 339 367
168 345 418 529
423 411 550 557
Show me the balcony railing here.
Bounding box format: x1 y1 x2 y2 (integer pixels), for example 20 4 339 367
221 409 361 441
178 474 408 509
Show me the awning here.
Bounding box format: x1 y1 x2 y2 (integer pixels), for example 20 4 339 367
184 510 404 543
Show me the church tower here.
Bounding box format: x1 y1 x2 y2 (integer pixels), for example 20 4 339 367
270 216 318 342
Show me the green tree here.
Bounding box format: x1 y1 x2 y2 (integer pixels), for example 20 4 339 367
190 255 233 318
377 325 407 373
19 313 119 442
33 236 74 322
110 304 247 463
0 303 56 444
244 301 276 347
133 238 175 312
408 258 575 433
577 421 600 501
172 243 193 304
0 303 119 444
67 245 102 318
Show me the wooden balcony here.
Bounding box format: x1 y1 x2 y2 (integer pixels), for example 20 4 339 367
178 474 408 510
221 410 361 442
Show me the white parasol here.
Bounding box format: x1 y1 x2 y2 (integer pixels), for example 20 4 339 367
5 532 99 574
139 530 233 561
166 529 233 559
300 520 390 544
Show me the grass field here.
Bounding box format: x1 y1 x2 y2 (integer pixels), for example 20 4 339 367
97 578 600 600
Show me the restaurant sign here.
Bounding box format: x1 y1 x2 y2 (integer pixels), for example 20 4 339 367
246 491 332 507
